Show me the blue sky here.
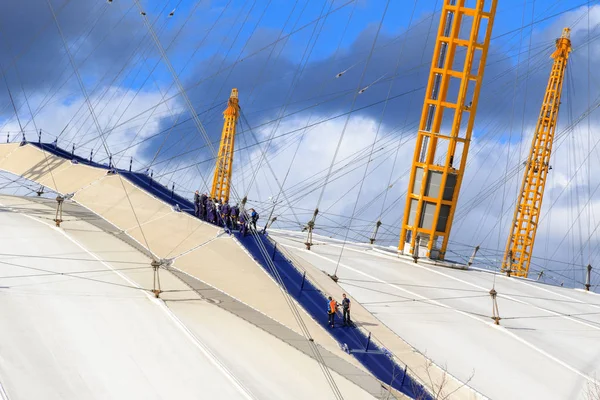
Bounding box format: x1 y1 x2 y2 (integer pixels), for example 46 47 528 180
1 0 600 287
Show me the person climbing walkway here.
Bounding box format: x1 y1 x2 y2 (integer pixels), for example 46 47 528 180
342 293 351 326
327 296 337 328
250 208 259 231
194 190 201 218
239 213 248 236
206 198 216 224
221 201 231 230
199 192 207 220
230 203 239 230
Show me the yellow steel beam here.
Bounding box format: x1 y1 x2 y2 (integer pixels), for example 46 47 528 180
399 0 498 260
502 28 572 278
211 88 240 203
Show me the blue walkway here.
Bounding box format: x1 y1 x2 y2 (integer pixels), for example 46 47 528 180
237 232 429 399
29 141 429 399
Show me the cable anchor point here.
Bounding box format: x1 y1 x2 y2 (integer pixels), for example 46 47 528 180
369 220 382 245
304 208 318 250
490 288 501 325
151 259 167 298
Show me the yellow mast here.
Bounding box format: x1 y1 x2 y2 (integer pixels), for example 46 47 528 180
211 88 240 203
399 0 498 259
503 28 572 278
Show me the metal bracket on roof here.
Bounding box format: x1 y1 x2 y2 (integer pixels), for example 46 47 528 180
490 288 501 325
150 258 172 298
53 193 74 227
468 245 480 267
54 195 64 227
304 208 318 250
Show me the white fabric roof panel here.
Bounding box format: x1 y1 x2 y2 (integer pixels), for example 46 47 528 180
271 231 600 400
0 199 379 400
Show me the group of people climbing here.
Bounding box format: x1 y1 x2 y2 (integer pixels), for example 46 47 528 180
193 190 260 235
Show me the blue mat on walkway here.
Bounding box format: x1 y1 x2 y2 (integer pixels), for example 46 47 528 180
237 232 429 399
29 141 429 398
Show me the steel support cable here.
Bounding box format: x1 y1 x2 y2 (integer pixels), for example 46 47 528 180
221 192 345 396
460 44 554 242
278 141 406 213
546 168 600 270
109 84 353 169
279 134 408 222
80 26 533 157
81 7 176 156
218 153 345 397
45 0 111 159
32 5 137 141
260 0 357 232
155 68 417 195
458 95 600 221
239 111 303 227
99 0 187 139
0 1 109 137
491 0 598 41
107 1 204 169
310 0 389 215
120 0 245 178
61 1 171 149
46 0 156 256
271 104 417 207
30 0 119 138
328 0 417 253
131 2 221 204
143 0 234 170
78 0 358 152
239 228 345 399
567 60 586 281
243 0 336 198
146 88 372 176
195 0 266 112
85 31 544 170
496 0 537 276
156 0 271 188
587 4 592 267
1 56 62 197
0 258 146 293
454 94 600 222
243 0 305 106
376 0 429 230
318 33 556 231
333 67 542 238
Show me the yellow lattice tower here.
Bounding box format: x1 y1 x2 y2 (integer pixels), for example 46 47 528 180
399 0 498 259
211 88 240 203
503 28 572 278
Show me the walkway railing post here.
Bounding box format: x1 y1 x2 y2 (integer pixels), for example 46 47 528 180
300 271 306 291
399 364 408 389
272 242 277 261
365 332 371 352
